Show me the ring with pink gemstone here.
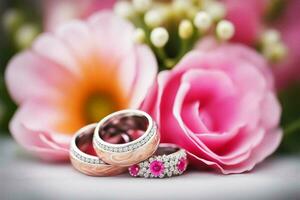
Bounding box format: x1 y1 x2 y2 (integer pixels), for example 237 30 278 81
70 123 127 176
93 109 160 166
128 143 188 178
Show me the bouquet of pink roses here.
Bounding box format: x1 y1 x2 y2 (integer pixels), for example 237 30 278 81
1 0 300 175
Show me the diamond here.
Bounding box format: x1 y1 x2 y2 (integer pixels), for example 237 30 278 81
144 161 149 166
144 173 150 178
164 162 170 167
162 155 168 162
170 166 175 172
159 174 164 178
170 160 175 166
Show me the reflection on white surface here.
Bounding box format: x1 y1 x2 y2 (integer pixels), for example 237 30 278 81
0 138 299 200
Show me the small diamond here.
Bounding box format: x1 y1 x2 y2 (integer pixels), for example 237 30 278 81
170 166 175 172
174 169 180 175
162 155 168 162
141 167 147 173
144 173 150 178
167 171 172 177
124 147 128 151
159 174 164 178
164 162 170 167
144 161 149 166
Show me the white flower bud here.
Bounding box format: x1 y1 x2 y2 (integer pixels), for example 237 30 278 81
205 1 226 21
133 0 152 12
179 20 194 39
194 11 212 32
263 42 287 62
150 27 169 48
133 28 146 44
114 1 135 18
144 9 163 28
15 24 39 49
216 20 235 41
261 29 281 45
172 0 192 16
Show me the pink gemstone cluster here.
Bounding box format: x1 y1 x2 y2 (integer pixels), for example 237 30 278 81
129 150 188 178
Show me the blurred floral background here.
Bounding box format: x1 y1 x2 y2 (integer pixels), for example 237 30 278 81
0 0 299 158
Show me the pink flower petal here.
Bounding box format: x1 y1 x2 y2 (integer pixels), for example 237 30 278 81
9 100 70 161
33 33 81 76
5 51 75 104
129 45 158 108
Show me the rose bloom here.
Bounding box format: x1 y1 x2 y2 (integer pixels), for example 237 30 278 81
5 12 157 161
44 0 115 31
142 41 282 174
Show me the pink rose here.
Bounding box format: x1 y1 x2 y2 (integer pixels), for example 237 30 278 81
5 12 157 161
44 0 115 31
142 43 282 174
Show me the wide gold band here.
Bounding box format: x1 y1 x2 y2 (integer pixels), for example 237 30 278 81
93 109 160 166
70 123 127 176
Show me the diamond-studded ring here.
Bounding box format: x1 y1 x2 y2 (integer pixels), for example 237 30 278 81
128 143 188 178
70 123 127 176
93 109 160 166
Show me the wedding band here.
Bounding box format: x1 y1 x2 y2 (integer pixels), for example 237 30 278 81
93 109 160 166
70 123 127 176
128 143 188 178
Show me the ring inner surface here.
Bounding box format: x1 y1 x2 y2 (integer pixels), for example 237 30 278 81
76 128 97 156
155 146 179 156
99 114 149 144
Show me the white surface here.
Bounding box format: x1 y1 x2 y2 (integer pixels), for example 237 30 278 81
0 137 300 200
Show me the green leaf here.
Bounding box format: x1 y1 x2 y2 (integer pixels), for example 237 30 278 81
278 83 300 153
